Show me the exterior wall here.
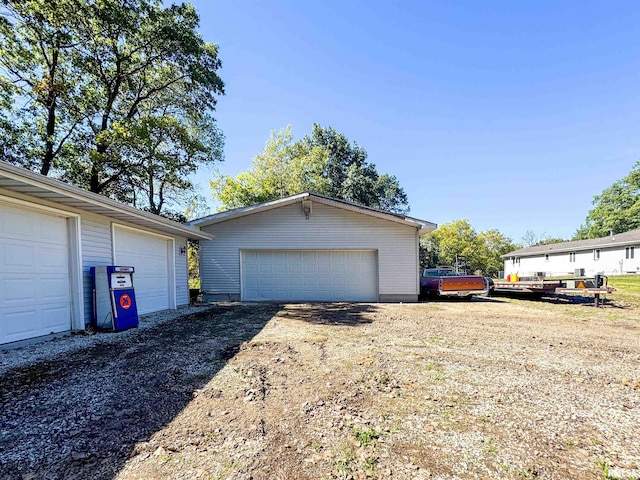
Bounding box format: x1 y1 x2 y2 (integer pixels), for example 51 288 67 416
199 202 420 301
174 236 189 306
504 244 640 277
80 214 113 325
0 187 190 327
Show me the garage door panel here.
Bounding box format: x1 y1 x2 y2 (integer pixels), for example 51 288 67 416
3 277 36 302
4 244 36 268
40 245 69 269
2 310 39 340
3 209 36 239
41 306 71 331
241 250 377 302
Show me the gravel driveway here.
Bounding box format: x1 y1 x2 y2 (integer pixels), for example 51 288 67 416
1 298 639 480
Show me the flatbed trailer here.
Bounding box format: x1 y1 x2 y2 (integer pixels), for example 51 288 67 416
493 278 561 294
494 275 615 306
555 286 616 307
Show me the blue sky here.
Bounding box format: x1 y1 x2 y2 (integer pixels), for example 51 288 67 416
189 0 640 243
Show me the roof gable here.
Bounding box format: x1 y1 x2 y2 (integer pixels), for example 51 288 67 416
189 192 436 233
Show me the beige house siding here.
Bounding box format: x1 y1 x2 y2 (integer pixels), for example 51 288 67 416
199 201 420 301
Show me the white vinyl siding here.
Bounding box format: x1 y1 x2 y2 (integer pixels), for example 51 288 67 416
200 201 418 299
81 216 113 326
175 237 188 306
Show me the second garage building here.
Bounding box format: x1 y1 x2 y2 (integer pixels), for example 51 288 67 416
191 193 436 302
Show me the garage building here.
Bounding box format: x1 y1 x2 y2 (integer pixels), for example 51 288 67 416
0 161 211 347
190 193 435 302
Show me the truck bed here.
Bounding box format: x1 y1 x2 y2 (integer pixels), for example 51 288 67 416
420 269 487 299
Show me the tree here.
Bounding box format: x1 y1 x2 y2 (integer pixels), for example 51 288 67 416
574 161 640 239
477 229 519 276
420 219 518 276
521 230 566 247
108 112 223 214
0 0 84 174
0 0 224 212
211 125 409 214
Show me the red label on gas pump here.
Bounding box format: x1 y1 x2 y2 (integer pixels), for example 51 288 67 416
119 294 132 310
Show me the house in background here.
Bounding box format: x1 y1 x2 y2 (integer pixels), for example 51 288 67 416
189 192 436 303
503 229 640 278
0 161 211 347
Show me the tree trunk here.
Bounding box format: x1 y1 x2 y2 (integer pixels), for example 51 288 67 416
40 43 60 176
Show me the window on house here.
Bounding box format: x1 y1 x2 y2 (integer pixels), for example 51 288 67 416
545 254 549 261
594 249 600 261
626 246 635 259
569 252 576 263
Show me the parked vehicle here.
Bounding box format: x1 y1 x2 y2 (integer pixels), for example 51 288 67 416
420 267 488 300
484 277 495 296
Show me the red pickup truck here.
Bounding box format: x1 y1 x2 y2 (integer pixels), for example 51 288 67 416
420 268 488 300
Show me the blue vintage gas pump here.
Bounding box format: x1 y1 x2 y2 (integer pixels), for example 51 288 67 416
90 266 139 331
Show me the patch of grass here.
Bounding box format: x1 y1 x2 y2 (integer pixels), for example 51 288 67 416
362 456 378 478
483 438 497 454
597 459 621 480
353 426 380 447
517 468 539 478
608 275 640 308
334 446 355 477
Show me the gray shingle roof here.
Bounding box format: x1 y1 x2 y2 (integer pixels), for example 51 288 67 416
503 229 640 258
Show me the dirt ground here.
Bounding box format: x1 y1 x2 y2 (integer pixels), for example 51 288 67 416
1 297 639 480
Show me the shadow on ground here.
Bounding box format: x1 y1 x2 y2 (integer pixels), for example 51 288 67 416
0 303 280 480
276 302 378 326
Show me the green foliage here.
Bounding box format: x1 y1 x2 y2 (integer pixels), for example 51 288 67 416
0 0 84 174
353 427 380 447
211 124 409 214
0 0 224 215
420 219 518 276
607 275 640 308
574 161 640 239
188 241 199 283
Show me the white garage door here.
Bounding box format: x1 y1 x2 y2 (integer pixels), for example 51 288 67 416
241 250 378 302
0 204 71 345
114 227 171 314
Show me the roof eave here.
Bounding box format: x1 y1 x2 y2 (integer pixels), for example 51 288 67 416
502 238 640 258
0 161 212 241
